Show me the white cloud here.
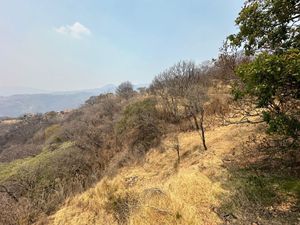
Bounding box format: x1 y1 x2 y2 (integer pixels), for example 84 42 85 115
55 22 91 39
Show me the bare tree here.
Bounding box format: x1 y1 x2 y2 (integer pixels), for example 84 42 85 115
214 41 250 83
116 81 135 100
150 61 197 122
184 84 208 150
150 60 209 150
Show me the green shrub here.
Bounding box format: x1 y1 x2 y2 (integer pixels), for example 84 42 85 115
115 98 162 153
235 50 300 139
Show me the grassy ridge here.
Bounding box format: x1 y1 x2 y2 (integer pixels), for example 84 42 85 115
0 142 73 183
45 123 300 225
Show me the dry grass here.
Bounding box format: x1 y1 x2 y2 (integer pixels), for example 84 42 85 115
45 123 262 225
0 119 21 125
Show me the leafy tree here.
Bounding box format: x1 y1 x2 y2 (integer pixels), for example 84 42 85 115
236 49 300 137
228 0 300 139
228 0 300 55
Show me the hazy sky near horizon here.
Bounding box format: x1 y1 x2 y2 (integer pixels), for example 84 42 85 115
0 0 244 91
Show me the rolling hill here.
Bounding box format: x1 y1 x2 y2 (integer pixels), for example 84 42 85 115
0 84 147 117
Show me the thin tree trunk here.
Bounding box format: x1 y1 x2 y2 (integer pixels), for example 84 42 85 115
199 110 207 150
199 121 207 150
192 113 208 150
192 113 200 130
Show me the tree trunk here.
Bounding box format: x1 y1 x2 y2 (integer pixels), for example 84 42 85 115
199 121 207 150
192 112 207 150
199 110 207 150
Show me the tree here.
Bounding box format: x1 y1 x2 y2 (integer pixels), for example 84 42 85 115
150 61 198 122
150 61 209 150
184 84 208 150
116 81 135 100
228 0 300 139
236 49 300 138
214 41 250 82
228 0 300 55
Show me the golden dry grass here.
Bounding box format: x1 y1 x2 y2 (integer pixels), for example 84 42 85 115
0 119 21 125
46 123 260 225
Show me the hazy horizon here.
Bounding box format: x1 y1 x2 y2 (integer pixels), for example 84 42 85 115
0 83 123 94
0 0 244 91
0 83 151 97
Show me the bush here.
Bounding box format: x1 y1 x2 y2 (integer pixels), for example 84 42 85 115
115 98 162 153
236 50 300 139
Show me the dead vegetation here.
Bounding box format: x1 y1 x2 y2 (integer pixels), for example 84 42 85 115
0 37 299 225
47 121 296 225
1 58 299 225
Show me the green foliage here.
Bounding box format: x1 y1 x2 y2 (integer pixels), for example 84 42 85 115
263 112 300 138
44 124 61 140
0 141 100 222
229 1 300 139
232 84 245 101
0 142 73 183
116 98 162 152
228 0 300 55
237 50 300 106
236 49 300 137
116 98 156 133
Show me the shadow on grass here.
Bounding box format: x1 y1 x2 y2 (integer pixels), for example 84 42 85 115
216 138 300 225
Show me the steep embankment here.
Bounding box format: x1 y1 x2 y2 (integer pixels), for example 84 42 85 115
44 123 266 225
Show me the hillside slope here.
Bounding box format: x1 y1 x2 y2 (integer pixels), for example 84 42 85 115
43 122 299 225
0 84 148 117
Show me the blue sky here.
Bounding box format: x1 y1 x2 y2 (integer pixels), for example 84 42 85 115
0 0 244 91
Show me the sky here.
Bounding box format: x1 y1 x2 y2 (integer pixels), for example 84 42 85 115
0 0 244 91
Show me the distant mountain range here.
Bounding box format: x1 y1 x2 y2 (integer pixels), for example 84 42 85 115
0 87 50 97
0 84 147 117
